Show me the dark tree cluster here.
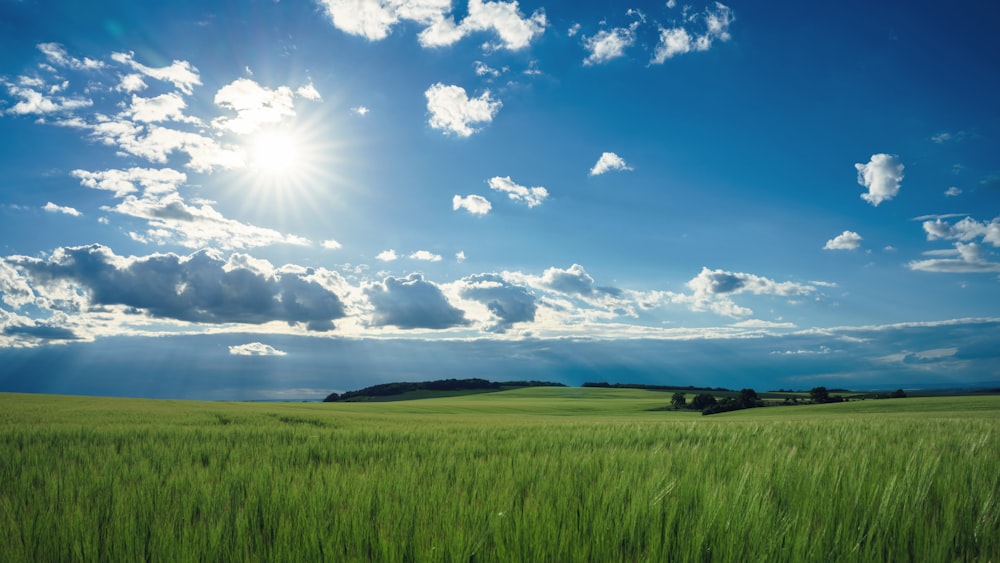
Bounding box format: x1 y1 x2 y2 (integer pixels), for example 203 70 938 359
324 378 564 402
668 389 763 416
809 386 844 404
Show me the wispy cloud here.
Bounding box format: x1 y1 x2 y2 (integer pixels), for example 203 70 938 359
583 27 635 66
42 202 81 216
111 51 201 95
229 342 288 356
488 176 548 207
651 2 733 64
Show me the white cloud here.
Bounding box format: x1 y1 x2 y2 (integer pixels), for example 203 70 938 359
72 167 187 198
109 193 310 250
212 78 297 135
322 239 343 250
296 82 322 101
908 242 1000 273
651 2 733 64
589 151 633 175
37 42 105 71
376 249 399 261
456 251 467 262
410 250 443 262
229 342 288 356
123 93 199 124
453 194 492 215
116 73 147 93
672 267 818 318
568 23 581 37
3 84 92 115
425 83 502 137
488 176 548 207
474 61 502 78
824 230 863 251
42 202 81 216
945 186 962 197
317 0 545 50
352 106 370 116
922 216 1000 247
458 0 547 50
583 27 635 65
111 51 201 95
855 153 904 206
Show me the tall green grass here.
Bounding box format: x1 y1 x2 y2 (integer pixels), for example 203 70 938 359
1 390 997 561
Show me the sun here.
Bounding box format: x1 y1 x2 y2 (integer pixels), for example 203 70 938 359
249 130 300 175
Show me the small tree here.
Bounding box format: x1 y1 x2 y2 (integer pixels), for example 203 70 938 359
810 386 830 404
890 388 907 398
671 392 687 409
738 388 760 409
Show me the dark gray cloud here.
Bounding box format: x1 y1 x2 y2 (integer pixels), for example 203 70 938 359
460 273 537 332
9 244 345 329
2 323 79 341
366 273 468 329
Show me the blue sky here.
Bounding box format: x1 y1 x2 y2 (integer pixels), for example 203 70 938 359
1 0 998 399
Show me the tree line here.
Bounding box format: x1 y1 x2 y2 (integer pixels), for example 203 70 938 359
324 378 565 402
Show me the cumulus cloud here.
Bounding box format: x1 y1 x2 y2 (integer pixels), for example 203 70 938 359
488 176 548 207
589 152 633 175
425 83 502 137
459 273 537 332
410 250 443 262
855 153 904 206
317 0 545 50
453 194 492 215
541 263 600 296
43 202 81 216
671 267 818 318
229 342 288 356
212 78 298 135
945 186 962 197
352 106 370 116
651 2 733 64
123 93 199 124
583 27 635 65
376 249 399 261
921 215 1000 247
8 245 347 330
824 230 863 250
322 239 343 250
365 273 467 329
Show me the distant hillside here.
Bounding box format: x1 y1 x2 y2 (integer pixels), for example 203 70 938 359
323 378 565 402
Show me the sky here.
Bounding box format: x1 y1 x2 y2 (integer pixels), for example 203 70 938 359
1 0 998 400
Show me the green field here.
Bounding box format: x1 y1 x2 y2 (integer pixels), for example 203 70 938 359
2 389 998 561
